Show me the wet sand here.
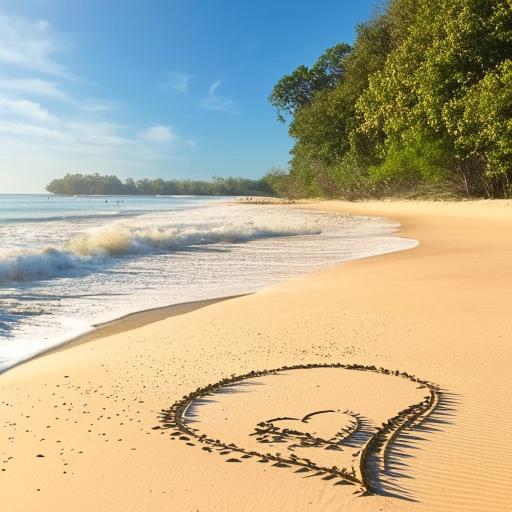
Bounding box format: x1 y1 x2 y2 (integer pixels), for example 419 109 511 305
1 199 512 511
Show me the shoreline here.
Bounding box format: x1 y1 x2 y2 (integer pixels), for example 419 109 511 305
1 205 415 375
2 199 512 511
0 295 247 376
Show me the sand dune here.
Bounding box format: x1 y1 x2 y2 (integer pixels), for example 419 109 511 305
1 199 512 511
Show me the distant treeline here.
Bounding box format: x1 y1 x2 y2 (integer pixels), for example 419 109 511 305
269 0 512 199
46 173 277 196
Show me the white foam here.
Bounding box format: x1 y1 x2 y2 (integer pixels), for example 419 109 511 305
0 248 80 283
0 217 321 284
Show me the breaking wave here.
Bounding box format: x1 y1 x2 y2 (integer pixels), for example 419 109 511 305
0 219 321 284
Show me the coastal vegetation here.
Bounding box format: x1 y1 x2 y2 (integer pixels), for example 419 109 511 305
46 173 274 196
269 0 512 199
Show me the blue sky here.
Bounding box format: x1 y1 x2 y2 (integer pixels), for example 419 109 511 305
0 0 374 192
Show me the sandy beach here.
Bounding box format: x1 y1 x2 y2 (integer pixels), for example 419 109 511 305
2 199 512 511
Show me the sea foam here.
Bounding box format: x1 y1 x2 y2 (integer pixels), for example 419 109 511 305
0 218 321 284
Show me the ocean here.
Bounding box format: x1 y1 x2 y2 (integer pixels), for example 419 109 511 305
0 194 416 371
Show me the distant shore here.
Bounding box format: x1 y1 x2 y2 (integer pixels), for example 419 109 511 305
1 199 512 511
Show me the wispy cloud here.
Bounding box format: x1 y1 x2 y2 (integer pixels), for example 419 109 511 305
140 124 175 143
162 72 193 94
0 14 74 79
0 96 58 124
140 124 195 147
66 121 128 148
0 78 69 101
79 99 120 113
0 117 128 149
201 80 236 113
0 120 66 142
0 114 195 156
0 79 119 113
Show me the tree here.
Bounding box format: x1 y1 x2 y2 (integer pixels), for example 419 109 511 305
356 0 512 192
269 43 351 122
449 59 512 197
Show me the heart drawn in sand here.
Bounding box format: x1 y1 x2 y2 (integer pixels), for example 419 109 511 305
158 364 440 496
253 409 359 450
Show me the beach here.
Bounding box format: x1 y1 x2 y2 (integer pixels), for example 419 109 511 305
0 196 406 370
2 199 512 511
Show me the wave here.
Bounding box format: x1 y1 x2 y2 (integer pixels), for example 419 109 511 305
0 220 321 284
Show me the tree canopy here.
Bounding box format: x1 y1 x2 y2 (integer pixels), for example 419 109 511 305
269 0 512 199
269 43 351 122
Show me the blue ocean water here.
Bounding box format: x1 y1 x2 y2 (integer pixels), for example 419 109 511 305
0 193 221 223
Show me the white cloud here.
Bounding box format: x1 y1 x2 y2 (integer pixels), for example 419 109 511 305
0 116 194 162
79 99 120 113
0 121 66 141
0 120 129 149
139 124 195 148
0 14 73 78
0 96 58 123
0 79 119 114
164 72 192 93
35 20 51 31
201 80 236 113
66 121 129 148
0 78 69 101
140 124 175 143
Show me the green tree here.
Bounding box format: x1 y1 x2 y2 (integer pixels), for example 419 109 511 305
449 59 512 197
269 43 351 122
356 0 512 194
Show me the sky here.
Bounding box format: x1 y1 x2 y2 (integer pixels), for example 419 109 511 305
0 0 375 193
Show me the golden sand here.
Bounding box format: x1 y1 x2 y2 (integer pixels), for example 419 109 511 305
1 199 512 511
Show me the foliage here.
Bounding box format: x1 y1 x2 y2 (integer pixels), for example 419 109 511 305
269 43 351 122
263 168 305 199
46 173 274 196
270 0 512 199
448 59 512 197
369 126 454 188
